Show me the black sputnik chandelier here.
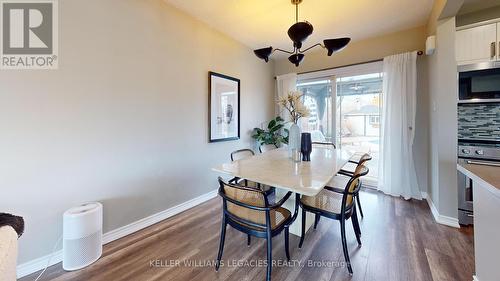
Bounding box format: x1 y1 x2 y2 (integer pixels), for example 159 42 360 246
254 0 351 67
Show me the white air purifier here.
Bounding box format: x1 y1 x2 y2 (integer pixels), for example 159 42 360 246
63 202 103 271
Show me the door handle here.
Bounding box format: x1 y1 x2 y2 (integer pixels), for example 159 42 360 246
466 160 500 167
491 42 496 59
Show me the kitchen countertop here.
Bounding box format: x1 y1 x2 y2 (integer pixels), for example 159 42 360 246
457 163 500 198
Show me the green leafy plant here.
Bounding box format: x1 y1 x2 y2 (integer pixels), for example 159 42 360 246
252 116 289 146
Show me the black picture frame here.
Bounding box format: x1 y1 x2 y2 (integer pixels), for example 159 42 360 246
208 71 240 143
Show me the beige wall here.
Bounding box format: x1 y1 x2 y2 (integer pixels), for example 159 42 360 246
0 0 275 265
274 26 430 194
456 5 500 26
427 0 448 34
274 26 427 76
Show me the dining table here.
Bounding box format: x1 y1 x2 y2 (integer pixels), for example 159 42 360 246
212 146 352 236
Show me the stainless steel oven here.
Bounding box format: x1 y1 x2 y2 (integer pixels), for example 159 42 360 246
457 142 500 225
457 158 474 225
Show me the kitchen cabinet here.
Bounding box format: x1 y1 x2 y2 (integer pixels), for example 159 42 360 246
456 23 498 65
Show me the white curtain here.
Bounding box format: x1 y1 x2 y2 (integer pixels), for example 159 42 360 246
378 51 421 200
275 73 297 122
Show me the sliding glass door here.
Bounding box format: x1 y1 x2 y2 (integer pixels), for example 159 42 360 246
297 62 383 187
336 73 382 186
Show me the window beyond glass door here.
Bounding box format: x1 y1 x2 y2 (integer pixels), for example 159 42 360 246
296 79 334 143
297 65 383 187
336 73 382 186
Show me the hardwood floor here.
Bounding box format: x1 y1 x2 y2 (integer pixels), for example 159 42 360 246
21 190 474 281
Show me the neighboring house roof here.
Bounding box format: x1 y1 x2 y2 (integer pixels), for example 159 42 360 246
344 105 379 116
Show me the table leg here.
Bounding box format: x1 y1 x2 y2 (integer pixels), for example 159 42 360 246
276 189 314 237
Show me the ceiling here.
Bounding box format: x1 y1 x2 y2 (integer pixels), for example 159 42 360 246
164 0 434 57
458 0 500 15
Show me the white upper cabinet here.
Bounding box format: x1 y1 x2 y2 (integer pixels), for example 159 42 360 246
456 23 497 65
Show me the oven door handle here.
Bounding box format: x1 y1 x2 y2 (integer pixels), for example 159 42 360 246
466 160 500 167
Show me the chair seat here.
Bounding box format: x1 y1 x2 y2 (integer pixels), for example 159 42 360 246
301 189 344 214
228 205 291 230
236 179 274 192
326 174 350 190
339 162 358 174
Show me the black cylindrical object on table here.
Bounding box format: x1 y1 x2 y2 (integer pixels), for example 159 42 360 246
301 133 312 161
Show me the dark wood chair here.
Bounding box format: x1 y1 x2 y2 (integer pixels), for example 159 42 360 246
215 177 293 281
259 144 278 153
298 165 369 275
310 153 371 232
230 148 255 162
338 153 372 218
230 149 275 196
229 149 256 187
312 141 336 149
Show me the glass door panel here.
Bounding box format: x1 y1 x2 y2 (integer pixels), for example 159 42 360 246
336 73 382 186
297 63 383 187
297 79 334 143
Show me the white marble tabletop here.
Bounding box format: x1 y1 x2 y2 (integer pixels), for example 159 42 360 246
212 147 352 196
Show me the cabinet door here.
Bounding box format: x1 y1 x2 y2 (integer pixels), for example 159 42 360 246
497 22 500 58
456 23 497 65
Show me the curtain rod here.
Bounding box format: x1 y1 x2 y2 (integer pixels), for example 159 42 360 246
275 50 423 78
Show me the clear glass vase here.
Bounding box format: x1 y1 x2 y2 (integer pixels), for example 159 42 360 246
288 123 301 158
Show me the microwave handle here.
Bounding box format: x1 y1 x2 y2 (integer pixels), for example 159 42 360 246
491 42 497 59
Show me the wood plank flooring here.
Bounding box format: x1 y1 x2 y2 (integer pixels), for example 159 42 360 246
21 190 474 281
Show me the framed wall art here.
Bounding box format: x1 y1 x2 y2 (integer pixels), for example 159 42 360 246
208 71 240 142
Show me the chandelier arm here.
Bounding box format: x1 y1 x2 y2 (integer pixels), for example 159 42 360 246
273 48 296 55
298 43 324 54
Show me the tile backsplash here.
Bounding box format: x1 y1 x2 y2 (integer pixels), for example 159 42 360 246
458 103 500 140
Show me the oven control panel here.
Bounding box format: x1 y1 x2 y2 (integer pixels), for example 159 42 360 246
458 145 500 161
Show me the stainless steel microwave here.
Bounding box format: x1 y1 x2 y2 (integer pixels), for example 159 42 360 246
459 62 500 103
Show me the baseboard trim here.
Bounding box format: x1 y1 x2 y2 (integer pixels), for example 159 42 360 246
16 250 63 280
17 189 218 278
421 192 460 228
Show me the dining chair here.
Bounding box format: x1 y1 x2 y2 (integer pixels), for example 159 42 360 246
215 177 293 281
312 141 336 149
298 165 369 275
259 144 278 153
229 149 254 187
314 152 372 229
338 153 372 218
230 149 275 196
230 149 255 162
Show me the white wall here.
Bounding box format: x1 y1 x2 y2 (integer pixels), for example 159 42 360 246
426 0 460 220
0 0 275 264
435 17 459 218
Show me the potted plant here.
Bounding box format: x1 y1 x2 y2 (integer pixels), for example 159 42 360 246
252 116 289 146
